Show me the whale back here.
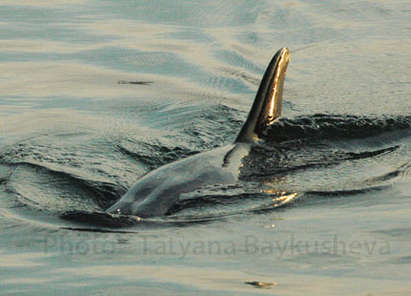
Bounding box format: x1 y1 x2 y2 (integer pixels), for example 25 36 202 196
105 48 291 218
235 48 290 143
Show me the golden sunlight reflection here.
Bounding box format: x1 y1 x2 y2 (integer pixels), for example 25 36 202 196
268 48 290 122
262 187 299 207
57 265 278 294
0 62 209 99
0 39 106 54
0 251 49 268
272 192 299 207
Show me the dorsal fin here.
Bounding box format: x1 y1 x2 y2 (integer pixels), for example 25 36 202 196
235 48 290 143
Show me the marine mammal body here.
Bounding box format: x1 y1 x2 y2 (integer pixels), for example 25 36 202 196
106 48 290 218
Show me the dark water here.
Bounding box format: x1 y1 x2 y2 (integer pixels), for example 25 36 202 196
1 1 411 295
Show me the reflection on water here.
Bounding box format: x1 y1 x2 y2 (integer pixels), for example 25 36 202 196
1 0 411 295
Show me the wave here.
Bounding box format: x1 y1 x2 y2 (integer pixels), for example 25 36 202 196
264 113 411 143
0 110 409 228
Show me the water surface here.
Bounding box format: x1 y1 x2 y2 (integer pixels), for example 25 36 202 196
1 1 411 295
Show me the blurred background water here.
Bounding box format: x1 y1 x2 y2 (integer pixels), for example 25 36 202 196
0 0 410 295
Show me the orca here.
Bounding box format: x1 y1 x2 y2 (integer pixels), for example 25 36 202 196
106 48 290 218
